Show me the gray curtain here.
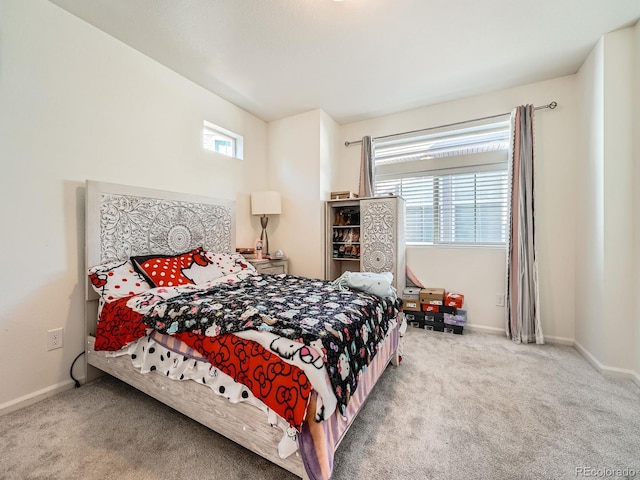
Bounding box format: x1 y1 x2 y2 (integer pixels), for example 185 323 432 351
505 105 544 344
359 135 374 197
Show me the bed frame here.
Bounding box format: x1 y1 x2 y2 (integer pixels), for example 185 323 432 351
84 180 399 479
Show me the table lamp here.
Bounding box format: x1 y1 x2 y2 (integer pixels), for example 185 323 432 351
250 191 282 258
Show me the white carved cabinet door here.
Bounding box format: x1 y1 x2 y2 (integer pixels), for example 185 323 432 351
359 196 406 291
361 198 397 274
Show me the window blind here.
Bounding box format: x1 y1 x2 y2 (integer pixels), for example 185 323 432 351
374 121 510 246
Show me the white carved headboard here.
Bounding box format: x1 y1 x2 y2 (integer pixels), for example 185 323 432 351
85 180 236 302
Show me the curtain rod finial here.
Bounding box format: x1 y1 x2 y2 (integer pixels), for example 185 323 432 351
549 101 557 109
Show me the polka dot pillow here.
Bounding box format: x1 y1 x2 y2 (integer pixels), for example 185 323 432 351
88 260 152 302
204 252 257 277
131 248 209 288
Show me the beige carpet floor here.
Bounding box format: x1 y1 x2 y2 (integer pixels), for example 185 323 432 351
1 329 639 480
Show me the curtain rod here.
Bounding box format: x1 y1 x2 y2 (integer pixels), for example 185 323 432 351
344 101 557 147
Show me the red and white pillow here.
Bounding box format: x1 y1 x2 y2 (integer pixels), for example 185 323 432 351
88 260 151 302
131 248 208 288
133 249 258 287
91 249 258 294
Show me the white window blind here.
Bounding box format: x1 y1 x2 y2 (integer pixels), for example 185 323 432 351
374 121 510 246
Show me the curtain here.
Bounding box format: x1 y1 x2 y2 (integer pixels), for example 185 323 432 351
359 135 374 197
505 105 544 344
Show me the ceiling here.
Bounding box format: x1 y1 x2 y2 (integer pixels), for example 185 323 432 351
49 0 640 124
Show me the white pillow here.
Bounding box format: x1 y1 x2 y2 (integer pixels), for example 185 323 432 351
88 260 151 302
182 252 257 284
333 271 396 299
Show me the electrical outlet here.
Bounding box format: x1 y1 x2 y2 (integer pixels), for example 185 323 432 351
47 328 64 351
496 294 505 307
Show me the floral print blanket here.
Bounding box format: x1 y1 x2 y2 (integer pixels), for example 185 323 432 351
136 274 401 415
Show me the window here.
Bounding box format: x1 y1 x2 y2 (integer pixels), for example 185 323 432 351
374 120 510 246
203 121 244 159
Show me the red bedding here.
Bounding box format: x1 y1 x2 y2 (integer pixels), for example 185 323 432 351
175 331 311 428
94 297 311 430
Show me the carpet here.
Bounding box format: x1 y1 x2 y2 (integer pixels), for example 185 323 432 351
1 329 639 480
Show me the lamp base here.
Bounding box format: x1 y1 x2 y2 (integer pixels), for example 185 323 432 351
260 215 270 257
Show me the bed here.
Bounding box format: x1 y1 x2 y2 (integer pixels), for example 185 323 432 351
84 180 403 480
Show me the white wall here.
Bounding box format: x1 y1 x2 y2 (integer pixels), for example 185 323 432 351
405 247 506 333
336 76 579 342
320 111 340 211
575 40 606 363
575 23 639 377
634 22 640 381
267 110 326 279
601 29 634 369
0 1 268 410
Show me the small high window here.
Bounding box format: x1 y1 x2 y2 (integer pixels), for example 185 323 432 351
203 121 244 159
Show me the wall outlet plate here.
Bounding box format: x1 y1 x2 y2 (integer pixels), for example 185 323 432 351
47 328 63 351
496 294 505 307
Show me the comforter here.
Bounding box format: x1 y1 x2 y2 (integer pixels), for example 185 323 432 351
95 273 401 424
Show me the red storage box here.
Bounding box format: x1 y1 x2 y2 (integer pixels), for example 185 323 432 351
421 304 440 313
444 292 464 308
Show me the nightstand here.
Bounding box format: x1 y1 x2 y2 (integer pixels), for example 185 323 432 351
248 258 289 275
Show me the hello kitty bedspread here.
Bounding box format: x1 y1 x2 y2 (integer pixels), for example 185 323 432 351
126 274 401 418
95 292 316 430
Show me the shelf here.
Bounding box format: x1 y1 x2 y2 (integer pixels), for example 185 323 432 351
326 197 404 290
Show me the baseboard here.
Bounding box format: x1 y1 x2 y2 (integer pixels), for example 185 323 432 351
543 335 575 346
574 340 640 385
600 364 640 381
464 324 503 335
0 378 82 416
465 324 575 346
464 331 639 386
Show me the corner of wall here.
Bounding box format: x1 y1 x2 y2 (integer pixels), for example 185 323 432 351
266 110 324 278
574 24 639 375
573 35 605 365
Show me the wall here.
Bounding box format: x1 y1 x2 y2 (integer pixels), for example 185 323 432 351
336 76 579 342
574 40 606 364
320 111 340 214
267 110 326 279
635 22 640 382
0 1 268 410
575 24 639 378
601 29 634 370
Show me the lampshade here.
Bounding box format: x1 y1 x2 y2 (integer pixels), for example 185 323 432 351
251 191 282 215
